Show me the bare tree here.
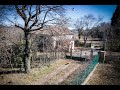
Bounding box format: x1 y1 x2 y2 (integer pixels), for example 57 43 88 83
0 5 8 25
12 5 65 73
98 22 111 50
74 18 86 39
74 14 103 47
51 16 72 51
0 5 15 26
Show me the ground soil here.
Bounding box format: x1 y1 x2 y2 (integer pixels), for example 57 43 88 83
86 52 120 85
0 59 88 85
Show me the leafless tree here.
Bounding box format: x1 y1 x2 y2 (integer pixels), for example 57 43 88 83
0 5 15 26
74 14 103 47
0 5 8 25
12 5 65 73
51 16 72 52
98 22 111 50
74 18 86 39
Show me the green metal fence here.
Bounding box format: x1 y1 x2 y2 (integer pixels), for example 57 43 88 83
70 54 99 85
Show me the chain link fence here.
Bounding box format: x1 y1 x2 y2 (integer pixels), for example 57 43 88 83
70 54 99 85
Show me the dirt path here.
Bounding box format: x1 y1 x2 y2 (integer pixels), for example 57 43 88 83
32 61 72 85
0 59 69 85
44 63 80 85
86 52 120 85
86 63 120 85
60 62 89 85
0 59 86 85
32 60 81 85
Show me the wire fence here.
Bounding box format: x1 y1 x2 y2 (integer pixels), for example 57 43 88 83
70 54 99 85
31 51 66 68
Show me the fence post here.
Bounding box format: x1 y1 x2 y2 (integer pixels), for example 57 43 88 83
98 51 106 63
70 46 72 59
90 48 93 60
80 49 82 58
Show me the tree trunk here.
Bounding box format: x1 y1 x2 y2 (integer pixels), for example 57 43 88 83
23 31 31 73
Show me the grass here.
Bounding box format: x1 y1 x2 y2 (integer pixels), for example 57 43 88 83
0 59 68 85
0 50 98 85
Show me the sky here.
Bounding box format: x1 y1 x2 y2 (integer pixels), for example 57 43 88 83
64 5 117 29
4 5 117 30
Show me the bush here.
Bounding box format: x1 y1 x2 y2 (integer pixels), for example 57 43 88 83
85 43 91 47
11 43 24 68
108 39 120 52
74 40 81 47
0 42 13 67
0 41 24 68
33 35 54 52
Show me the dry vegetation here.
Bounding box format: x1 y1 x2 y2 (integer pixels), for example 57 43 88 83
60 62 89 85
0 59 68 85
0 58 89 85
86 52 120 85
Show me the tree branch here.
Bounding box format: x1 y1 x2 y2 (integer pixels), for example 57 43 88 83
15 5 26 21
15 24 24 30
30 26 44 31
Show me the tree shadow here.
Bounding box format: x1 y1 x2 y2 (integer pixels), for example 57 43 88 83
65 55 88 62
0 69 26 75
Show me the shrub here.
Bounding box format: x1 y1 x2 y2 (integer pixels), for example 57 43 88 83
74 40 81 47
11 43 24 68
0 42 13 67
